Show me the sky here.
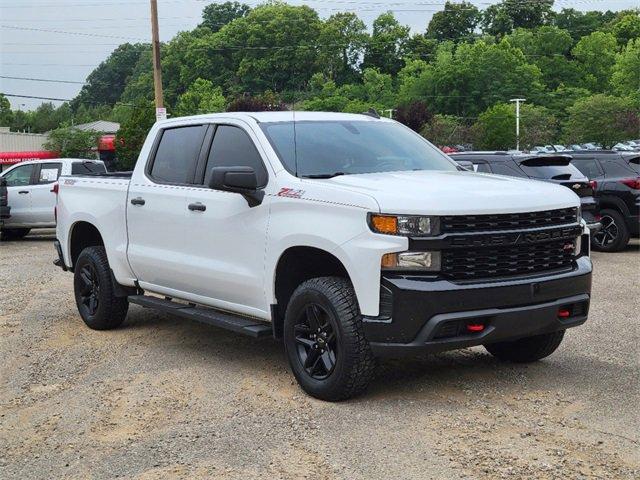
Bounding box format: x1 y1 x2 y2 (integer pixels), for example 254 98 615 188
0 0 637 111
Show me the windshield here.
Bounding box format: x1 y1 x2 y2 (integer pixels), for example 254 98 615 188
260 120 457 177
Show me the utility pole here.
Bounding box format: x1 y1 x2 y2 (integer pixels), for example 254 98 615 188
150 0 166 121
510 98 525 151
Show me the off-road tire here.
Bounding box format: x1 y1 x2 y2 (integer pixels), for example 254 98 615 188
485 330 565 363
1 228 31 240
592 209 629 252
74 246 128 330
283 276 377 401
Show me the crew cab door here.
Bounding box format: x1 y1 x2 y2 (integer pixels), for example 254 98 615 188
126 124 209 289
1 163 36 226
181 122 270 317
29 162 61 225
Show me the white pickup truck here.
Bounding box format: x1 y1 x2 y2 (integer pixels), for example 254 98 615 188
55 112 593 401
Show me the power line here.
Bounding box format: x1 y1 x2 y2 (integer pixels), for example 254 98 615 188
0 25 146 41
0 75 87 85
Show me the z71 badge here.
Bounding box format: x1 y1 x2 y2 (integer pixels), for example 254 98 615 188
277 188 305 198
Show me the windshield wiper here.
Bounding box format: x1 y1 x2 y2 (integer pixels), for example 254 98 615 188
302 172 346 179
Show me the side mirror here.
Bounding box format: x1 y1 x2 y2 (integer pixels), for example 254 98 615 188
208 166 264 207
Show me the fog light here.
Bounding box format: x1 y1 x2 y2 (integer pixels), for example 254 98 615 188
381 251 441 271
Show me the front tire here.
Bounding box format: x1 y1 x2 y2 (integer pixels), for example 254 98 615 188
485 330 565 363
1 228 31 240
283 277 376 401
592 209 629 252
73 246 128 330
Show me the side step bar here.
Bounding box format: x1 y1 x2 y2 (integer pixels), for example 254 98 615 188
128 295 272 338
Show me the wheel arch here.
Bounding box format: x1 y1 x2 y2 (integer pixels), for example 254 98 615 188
271 246 351 339
68 221 104 270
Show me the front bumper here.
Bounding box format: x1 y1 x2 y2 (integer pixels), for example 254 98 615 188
364 256 592 357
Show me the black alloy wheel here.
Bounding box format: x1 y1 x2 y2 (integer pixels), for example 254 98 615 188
593 214 618 248
293 304 337 380
591 209 629 252
73 246 128 330
78 263 100 316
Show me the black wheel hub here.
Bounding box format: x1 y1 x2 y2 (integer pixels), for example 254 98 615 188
593 215 618 247
78 264 100 315
294 304 337 380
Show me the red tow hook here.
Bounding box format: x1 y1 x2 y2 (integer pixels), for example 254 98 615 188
558 308 571 319
466 323 485 333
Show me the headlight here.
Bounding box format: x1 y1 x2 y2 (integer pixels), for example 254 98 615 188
370 214 440 236
382 251 441 271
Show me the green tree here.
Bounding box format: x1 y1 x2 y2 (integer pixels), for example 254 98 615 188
362 12 410 75
473 103 557 150
572 31 619 92
44 127 100 158
611 38 640 98
175 79 226 116
115 101 156 169
318 12 368 84
427 1 480 42
608 11 640 47
0 93 13 127
552 8 616 41
398 40 544 117
214 3 323 92
200 1 250 33
563 94 640 147
482 0 554 37
72 43 149 110
421 114 470 146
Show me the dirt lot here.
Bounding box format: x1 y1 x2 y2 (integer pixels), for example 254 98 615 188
1 231 638 479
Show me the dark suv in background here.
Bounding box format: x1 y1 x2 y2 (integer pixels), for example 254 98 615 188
569 151 640 252
450 152 600 232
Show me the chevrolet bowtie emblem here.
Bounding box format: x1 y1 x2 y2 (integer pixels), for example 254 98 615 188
572 184 582 189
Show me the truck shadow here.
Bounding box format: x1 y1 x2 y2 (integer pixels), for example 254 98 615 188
121 306 626 404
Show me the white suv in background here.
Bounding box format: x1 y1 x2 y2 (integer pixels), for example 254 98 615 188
0 158 105 240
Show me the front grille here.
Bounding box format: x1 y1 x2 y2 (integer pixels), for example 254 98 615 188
441 208 578 233
442 239 575 280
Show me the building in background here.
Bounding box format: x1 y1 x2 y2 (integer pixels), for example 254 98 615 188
75 121 120 171
0 128 56 173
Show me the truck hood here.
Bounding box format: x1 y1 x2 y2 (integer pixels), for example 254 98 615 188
321 170 580 214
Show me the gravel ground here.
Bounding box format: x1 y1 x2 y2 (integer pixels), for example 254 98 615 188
1 230 638 479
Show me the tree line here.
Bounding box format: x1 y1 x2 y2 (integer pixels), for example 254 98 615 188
1 1 638 165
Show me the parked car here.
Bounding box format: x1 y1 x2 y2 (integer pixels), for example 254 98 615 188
613 143 636 152
449 151 600 231
54 112 592 401
0 158 106 240
570 151 640 251
0 176 10 225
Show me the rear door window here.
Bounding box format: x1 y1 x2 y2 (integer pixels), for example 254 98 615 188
601 158 638 177
203 125 268 187
627 156 640 174
474 162 492 173
37 162 62 184
71 161 107 175
3 164 35 186
571 158 603 179
150 125 208 184
491 161 527 177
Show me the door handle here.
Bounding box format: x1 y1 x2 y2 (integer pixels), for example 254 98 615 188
188 202 206 212
18 190 29 194
130 197 145 206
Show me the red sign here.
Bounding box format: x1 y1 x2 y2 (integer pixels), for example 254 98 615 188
0 151 59 165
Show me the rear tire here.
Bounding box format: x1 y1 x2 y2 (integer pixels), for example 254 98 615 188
73 246 128 330
1 228 31 240
485 330 565 363
283 276 376 401
592 209 629 252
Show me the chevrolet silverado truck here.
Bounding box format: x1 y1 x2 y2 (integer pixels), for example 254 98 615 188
54 112 593 401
